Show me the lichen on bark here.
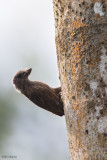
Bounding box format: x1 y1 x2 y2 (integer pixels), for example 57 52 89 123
53 0 107 159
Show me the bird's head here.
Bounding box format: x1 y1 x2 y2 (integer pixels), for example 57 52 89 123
12 68 32 92
13 68 32 80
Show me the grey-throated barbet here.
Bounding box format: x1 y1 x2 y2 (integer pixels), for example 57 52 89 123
12 68 64 116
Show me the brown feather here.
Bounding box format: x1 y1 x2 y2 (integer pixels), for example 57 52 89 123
12 69 64 116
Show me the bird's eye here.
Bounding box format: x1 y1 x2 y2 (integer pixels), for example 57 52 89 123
17 73 23 78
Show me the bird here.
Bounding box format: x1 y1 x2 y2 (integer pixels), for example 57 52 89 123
12 68 64 116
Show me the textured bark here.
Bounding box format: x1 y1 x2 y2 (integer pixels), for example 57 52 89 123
53 0 107 159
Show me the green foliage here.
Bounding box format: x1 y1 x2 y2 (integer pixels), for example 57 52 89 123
0 93 16 151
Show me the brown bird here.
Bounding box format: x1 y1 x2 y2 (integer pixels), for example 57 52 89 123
12 68 64 116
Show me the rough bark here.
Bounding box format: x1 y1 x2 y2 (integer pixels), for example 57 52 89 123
53 0 107 159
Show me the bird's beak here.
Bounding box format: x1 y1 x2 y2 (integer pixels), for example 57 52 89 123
24 68 32 77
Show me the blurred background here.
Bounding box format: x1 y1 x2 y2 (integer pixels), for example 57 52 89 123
0 0 69 160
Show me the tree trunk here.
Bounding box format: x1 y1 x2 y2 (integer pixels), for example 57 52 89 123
53 0 107 159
